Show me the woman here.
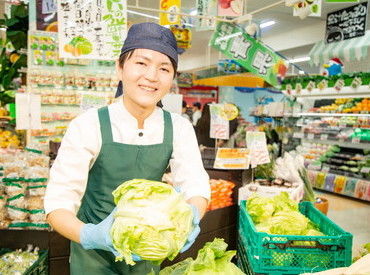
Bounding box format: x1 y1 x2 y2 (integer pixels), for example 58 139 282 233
44 22 210 274
194 104 215 148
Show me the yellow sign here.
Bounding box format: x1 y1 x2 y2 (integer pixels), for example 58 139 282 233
170 25 192 49
214 148 250 170
220 103 239 120
159 0 181 26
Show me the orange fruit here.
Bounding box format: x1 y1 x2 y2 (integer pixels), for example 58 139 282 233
45 21 58 32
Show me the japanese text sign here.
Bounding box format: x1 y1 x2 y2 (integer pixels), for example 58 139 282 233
214 148 250 170
209 22 288 87
159 0 181 26
246 131 270 168
210 104 229 140
325 2 368 43
196 0 217 31
58 0 127 60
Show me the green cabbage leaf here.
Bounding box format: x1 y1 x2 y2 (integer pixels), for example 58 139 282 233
111 179 193 265
157 238 245 275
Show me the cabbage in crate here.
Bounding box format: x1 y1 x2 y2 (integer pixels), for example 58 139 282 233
110 179 193 265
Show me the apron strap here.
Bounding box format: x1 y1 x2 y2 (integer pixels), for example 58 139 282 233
98 106 113 144
162 110 173 145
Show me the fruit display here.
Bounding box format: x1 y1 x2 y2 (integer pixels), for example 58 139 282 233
309 98 370 113
0 108 8 117
296 115 370 143
0 129 21 148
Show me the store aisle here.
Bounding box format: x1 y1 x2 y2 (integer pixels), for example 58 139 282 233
317 191 370 257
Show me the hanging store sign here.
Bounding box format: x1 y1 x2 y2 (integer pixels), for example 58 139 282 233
209 22 288 87
58 0 127 60
159 0 181 26
246 131 270 168
196 0 217 31
210 104 229 140
217 0 244 17
325 2 368 43
170 25 192 49
214 148 250 169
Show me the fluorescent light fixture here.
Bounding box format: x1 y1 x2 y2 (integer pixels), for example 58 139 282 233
288 56 311 63
260 20 275 29
127 10 159 20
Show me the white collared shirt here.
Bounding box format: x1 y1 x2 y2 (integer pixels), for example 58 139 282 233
44 101 210 214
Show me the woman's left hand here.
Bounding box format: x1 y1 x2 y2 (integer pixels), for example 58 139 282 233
180 205 200 253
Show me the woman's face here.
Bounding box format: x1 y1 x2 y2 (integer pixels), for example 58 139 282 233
117 48 174 110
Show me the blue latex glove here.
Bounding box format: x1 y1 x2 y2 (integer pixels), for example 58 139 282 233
180 204 201 253
80 209 141 261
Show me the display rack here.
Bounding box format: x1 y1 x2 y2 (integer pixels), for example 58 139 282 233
283 86 370 99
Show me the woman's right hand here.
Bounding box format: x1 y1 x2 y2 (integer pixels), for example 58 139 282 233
80 209 141 261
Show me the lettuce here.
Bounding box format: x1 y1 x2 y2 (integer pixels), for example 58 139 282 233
111 179 193 265
157 238 245 275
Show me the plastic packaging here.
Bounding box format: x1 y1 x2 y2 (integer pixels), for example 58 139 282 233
26 152 50 167
3 161 26 177
24 167 49 179
6 205 29 220
6 193 26 208
4 180 26 197
27 179 47 196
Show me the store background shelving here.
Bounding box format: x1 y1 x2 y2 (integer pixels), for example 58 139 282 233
284 85 370 202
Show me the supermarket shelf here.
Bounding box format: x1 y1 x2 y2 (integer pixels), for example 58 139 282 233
41 119 73 123
0 116 11 120
284 86 370 99
302 138 369 150
297 113 370 117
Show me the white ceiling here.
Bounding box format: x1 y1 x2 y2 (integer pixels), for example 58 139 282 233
126 0 369 72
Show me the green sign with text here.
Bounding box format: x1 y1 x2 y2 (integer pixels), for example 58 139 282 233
209 22 288 87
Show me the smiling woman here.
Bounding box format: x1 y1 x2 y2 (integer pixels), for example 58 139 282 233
44 22 211 275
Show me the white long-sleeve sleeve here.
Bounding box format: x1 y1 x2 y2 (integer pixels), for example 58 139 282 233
44 109 101 214
44 102 210 215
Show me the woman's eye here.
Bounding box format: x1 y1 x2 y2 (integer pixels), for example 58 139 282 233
160 68 170 72
136 62 146 66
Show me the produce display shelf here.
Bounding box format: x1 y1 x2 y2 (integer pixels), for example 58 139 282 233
293 135 370 150
297 113 370 117
284 86 370 99
0 248 48 275
238 201 353 274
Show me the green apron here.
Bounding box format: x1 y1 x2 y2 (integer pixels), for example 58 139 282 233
70 106 173 275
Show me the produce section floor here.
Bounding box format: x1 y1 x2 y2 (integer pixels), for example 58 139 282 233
318 191 370 257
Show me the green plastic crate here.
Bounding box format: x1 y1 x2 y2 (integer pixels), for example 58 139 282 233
0 248 48 275
239 201 352 275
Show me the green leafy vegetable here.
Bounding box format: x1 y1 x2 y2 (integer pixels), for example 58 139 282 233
111 179 193 265
157 238 245 275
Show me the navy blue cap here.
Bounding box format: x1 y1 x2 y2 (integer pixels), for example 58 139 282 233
115 22 179 98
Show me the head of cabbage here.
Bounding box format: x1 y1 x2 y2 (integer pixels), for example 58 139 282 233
110 179 193 265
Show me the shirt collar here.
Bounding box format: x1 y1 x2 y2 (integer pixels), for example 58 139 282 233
112 101 162 130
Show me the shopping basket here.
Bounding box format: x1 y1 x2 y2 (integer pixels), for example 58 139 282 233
0 248 48 275
238 201 352 275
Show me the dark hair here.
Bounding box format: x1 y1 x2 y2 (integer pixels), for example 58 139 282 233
118 49 177 78
193 102 201 109
182 100 187 108
194 104 215 147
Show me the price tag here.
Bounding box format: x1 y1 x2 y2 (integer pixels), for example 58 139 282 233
360 167 370 173
307 133 315 140
322 166 330 173
352 137 361 144
320 134 328 140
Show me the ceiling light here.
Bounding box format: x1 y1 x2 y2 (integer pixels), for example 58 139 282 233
288 56 311 63
260 20 276 29
127 10 159 20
